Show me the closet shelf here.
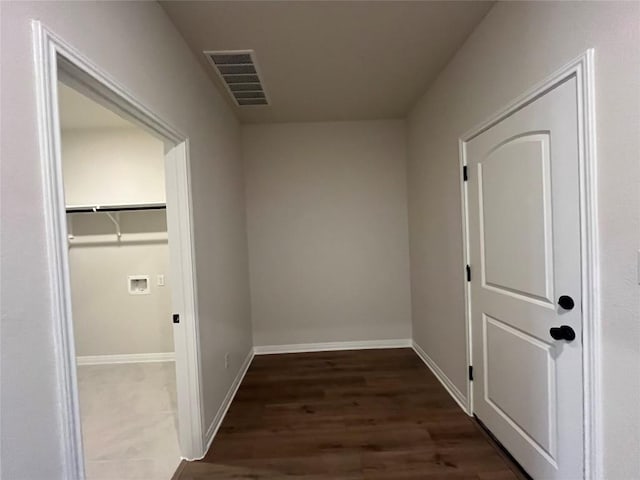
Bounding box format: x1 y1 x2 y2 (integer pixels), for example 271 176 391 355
65 203 166 241
65 203 166 213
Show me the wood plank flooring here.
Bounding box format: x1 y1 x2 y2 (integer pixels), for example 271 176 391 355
173 348 523 479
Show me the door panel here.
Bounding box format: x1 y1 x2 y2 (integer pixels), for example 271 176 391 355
467 77 583 479
479 133 554 304
484 314 556 459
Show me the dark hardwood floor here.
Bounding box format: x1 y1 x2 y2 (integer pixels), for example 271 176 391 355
173 348 523 479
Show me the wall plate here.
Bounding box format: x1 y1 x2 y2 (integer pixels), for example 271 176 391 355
128 275 150 295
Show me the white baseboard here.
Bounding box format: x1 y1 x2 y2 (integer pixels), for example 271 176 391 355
76 352 175 365
411 340 470 415
201 348 255 457
253 338 412 355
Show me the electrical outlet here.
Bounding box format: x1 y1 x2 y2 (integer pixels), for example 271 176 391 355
224 353 229 369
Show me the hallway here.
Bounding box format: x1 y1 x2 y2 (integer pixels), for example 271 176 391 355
3 2 639 479
173 349 523 479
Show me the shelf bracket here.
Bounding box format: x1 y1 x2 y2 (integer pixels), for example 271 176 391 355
98 207 121 239
67 213 74 241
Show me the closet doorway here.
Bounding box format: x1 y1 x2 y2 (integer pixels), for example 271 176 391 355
59 83 181 478
33 23 203 479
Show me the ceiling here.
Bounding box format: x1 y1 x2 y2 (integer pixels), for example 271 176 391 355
161 1 493 124
58 83 135 130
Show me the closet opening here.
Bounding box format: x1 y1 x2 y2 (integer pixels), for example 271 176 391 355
33 23 204 478
58 82 180 478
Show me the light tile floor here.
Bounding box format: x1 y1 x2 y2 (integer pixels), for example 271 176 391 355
77 362 181 480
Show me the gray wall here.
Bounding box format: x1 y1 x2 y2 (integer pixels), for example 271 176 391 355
243 120 412 346
406 2 640 478
0 2 252 478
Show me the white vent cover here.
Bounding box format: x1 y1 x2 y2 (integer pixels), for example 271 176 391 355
204 50 269 107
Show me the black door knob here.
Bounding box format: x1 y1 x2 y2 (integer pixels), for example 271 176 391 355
550 325 576 341
558 295 575 310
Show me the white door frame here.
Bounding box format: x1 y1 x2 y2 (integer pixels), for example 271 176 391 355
459 50 600 479
32 21 204 479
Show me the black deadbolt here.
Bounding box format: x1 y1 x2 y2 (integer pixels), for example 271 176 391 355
550 325 576 341
558 295 575 310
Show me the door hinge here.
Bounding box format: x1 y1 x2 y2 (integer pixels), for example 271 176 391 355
466 265 471 282
172 314 180 324
468 366 474 381
463 165 468 181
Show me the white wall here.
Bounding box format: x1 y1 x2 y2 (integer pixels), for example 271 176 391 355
62 127 166 207
0 2 252 478
243 120 412 346
406 2 640 478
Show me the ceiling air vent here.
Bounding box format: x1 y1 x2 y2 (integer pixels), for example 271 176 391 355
204 50 269 107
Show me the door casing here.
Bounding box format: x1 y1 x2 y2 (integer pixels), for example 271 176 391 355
32 20 205 479
458 50 600 480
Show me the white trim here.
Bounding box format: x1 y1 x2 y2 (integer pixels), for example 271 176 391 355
458 50 600 480
32 22 84 480
459 140 474 414
164 140 205 460
32 21 204 477
411 341 470 414
76 352 175 366
253 339 412 355
199 349 255 459
579 50 602 480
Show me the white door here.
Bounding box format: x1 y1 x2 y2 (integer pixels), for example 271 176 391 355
466 77 583 479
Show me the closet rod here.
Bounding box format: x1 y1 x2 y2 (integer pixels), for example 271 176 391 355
66 205 166 213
